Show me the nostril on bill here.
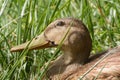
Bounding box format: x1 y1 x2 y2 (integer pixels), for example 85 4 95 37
35 36 38 40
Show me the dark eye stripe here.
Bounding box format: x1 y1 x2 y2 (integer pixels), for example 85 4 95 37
56 21 65 26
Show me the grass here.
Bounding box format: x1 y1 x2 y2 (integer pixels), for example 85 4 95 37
0 0 120 80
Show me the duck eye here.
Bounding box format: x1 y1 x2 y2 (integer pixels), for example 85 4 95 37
56 21 65 26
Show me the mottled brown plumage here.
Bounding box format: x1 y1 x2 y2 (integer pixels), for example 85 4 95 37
11 18 120 80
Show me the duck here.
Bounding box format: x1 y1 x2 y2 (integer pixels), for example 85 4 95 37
10 18 120 80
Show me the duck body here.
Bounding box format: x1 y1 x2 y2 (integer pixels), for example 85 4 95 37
66 47 120 80
10 18 120 80
46 46 120 80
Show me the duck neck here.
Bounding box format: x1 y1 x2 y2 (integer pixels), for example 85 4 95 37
63 50 90 65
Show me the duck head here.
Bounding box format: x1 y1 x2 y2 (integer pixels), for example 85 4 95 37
11 18 92 65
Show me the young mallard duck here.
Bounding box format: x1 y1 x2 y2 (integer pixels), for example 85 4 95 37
11 18 120 80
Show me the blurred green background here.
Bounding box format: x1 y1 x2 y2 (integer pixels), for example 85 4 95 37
0 0 120 80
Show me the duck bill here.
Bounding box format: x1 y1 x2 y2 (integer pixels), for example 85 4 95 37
10 33 57 52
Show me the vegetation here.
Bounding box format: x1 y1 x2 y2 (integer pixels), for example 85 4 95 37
0 0 120 80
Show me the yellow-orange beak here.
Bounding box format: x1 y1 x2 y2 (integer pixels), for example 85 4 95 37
10 32 57 52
